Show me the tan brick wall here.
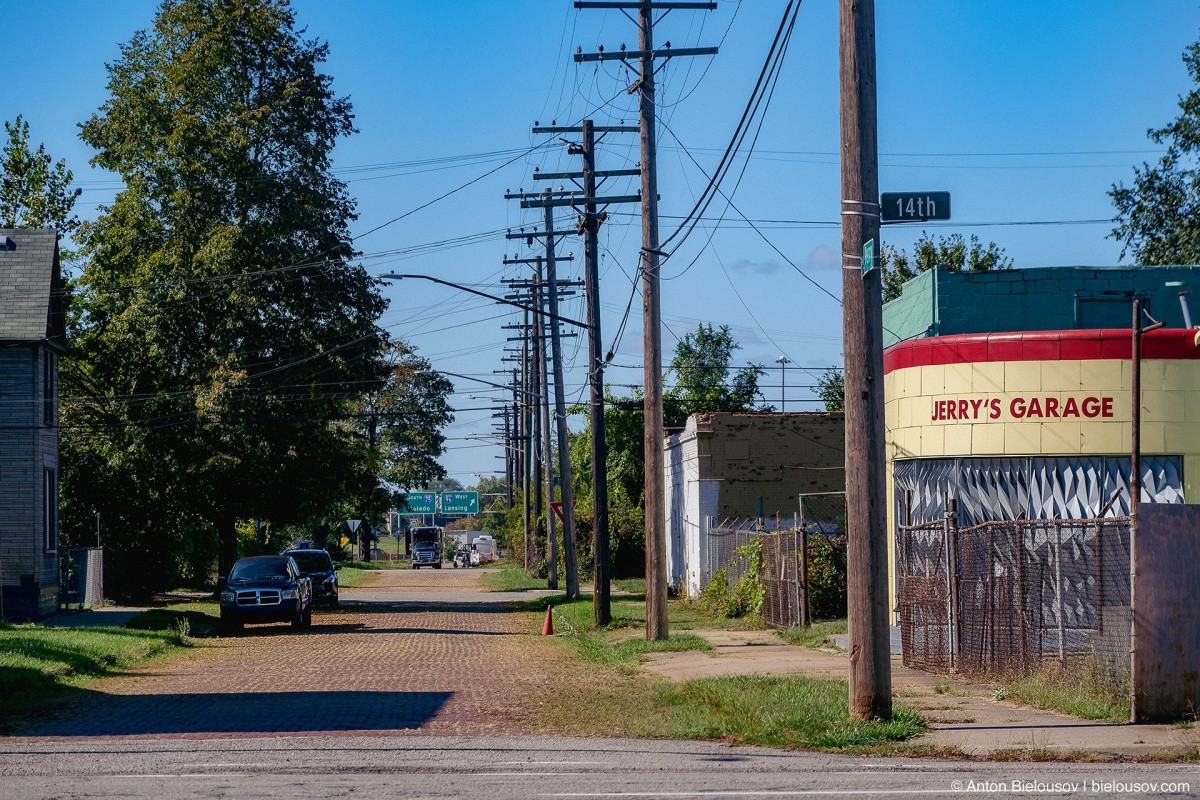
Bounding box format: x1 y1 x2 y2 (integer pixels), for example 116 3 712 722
682 412 845 519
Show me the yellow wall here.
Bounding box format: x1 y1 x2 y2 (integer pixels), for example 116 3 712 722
884 357 1200 621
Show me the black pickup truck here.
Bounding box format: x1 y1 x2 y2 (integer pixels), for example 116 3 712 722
219 555 312 634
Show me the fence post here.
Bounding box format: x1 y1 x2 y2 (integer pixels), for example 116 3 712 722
1016 524 1028 671
1095 522 1103 635
944 498 959 672
1053 519 1066 669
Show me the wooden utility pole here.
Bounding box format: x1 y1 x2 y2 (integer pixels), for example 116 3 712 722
542 196 582 599
636 0 668 641
839 0 892 720
574 0 717 640
581 120 612 624
532 260 559 589
531 122 639 623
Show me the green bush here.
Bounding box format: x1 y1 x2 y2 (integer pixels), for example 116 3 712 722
697 539 764 619
806 533 847 621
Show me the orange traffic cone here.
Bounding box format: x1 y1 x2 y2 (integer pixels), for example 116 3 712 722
542 605 553 636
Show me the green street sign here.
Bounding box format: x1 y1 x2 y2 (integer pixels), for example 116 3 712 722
440 491 479 514
880 191 951 222
399 492 436 514
863 238 875 274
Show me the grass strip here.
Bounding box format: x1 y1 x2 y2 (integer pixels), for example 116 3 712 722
124 601 221 634
778 619 848 648
0 622 190 719
996 669 1130 723
483 567 548 592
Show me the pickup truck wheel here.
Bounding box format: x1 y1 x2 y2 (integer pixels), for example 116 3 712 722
303 606 313 628
434 562 442 569
221 618 243 635
292 607 305 629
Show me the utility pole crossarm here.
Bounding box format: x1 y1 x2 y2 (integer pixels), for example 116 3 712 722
574 47 717 62
534 169 641 181
574 1 716 9
521 194 640 209
533 126 639 135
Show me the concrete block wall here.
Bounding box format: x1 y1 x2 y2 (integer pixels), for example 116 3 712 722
682 412 845 519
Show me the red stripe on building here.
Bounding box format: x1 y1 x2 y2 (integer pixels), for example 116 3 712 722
883 329 1200 374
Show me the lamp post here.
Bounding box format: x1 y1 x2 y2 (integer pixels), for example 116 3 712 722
776 355 790 412
375 273 588 329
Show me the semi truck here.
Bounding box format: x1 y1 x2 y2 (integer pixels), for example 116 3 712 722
410 526 443 569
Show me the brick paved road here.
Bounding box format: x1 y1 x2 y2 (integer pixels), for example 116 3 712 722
10 569 562 740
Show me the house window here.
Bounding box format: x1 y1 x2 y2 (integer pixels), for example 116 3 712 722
43 350 56 426
44 468 58 552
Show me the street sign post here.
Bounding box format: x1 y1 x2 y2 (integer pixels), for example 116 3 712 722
880 191 951 223
399 492 436 515
439 491 479 514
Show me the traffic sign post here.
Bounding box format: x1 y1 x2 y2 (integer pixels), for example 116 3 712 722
880 191 951 223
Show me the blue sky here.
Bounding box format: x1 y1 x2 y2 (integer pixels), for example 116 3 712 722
5 1 1197 482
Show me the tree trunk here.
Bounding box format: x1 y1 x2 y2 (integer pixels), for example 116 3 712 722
359 521 372 562
217 513 238 578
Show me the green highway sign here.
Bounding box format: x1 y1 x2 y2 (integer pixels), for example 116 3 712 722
399 492 436 514
880 191 951 222
440 491 479 514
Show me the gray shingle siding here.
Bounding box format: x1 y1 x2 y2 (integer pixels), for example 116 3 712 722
0 229 63 620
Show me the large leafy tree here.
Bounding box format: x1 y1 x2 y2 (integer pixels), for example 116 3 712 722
663 323 765 426
340 343 454 559
1110 32 1200 264
65 0 388 583
881 232 1013 303
816 367 844 412
569 325 765 576
0 115 82 237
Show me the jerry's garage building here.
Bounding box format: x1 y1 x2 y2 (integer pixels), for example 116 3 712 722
884 264 1200 531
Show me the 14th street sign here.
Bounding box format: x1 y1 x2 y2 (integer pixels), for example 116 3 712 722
880 191 951 222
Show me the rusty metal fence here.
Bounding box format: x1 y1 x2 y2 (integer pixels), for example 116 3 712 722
897 505 1131 689
708 493 848 630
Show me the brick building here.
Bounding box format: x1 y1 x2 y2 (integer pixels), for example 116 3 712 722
663 411 844 595
0 229 66 621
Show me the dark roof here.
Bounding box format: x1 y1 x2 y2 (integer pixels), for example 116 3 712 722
0 228 64 344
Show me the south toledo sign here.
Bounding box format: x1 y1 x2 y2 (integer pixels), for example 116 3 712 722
931 395 1116 422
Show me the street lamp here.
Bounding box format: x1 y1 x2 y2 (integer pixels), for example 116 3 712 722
376 273 589 330
776 355 790 412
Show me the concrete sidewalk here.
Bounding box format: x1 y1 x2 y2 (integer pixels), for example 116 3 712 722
641 629 1200 758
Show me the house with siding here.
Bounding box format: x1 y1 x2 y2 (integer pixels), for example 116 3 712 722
0 229 65 621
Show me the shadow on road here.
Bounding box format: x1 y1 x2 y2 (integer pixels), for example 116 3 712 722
8 689 453 737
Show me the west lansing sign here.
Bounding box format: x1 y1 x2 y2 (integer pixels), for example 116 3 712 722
439 492 479 514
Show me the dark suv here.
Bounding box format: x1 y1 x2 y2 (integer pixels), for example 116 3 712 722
283 548 340 607
219 555 312 634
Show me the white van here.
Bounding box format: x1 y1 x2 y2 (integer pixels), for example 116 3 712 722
471 534 497 564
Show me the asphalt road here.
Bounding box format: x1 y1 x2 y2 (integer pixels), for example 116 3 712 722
3 570 1197 798
1 735 1197 799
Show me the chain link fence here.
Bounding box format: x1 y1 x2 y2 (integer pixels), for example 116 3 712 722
897 504 1131 691
59 547 104 611
707 493 847 630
